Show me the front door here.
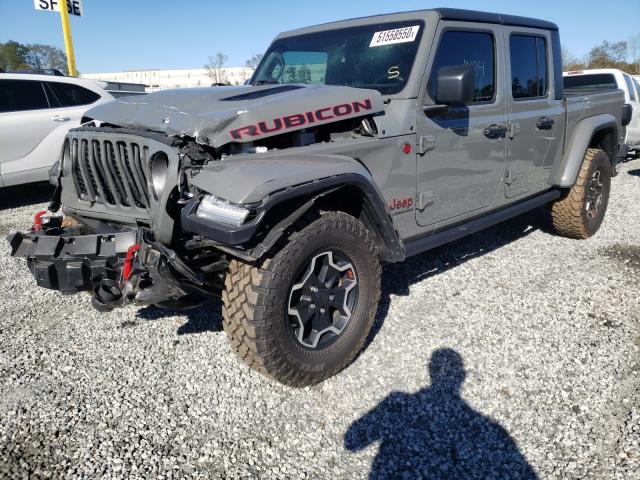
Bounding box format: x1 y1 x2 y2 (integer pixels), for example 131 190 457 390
503 28 564 198
415 25 507 228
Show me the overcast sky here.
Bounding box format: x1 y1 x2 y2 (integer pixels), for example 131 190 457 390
1 0 639 73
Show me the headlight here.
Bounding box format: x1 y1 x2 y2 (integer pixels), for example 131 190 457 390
149 151 169 200
196 194 250 227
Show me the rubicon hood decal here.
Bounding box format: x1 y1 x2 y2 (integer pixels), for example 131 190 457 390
86 84 385 148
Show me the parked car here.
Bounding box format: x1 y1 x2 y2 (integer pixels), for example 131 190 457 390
9 8 627 386
0 73 115 187
564 68 640 157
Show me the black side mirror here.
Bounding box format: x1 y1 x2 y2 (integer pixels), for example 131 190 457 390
434 65 475 105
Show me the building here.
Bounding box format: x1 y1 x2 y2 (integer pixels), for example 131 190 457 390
82 67 254 91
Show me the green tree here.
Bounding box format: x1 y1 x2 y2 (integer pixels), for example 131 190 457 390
587 40 628 69
25 43 68 74
0 41 30 71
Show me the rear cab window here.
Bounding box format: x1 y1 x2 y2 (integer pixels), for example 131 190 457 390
509 34 548 99
563 73 617 90
45 82 101 107
0 79 50 112
427 30 496 103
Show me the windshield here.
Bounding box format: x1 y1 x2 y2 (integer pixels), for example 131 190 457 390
252 21 424 95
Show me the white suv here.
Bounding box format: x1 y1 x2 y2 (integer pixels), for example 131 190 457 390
0 73 114 187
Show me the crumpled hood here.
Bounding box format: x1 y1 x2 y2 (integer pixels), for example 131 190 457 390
86 84 384 148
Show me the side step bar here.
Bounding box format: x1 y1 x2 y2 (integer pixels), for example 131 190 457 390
403 189 562 258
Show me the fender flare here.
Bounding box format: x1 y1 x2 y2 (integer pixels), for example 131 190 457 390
552 114 618 188
182 164 405 263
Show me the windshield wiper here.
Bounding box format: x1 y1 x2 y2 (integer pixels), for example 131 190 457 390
255 80 280 86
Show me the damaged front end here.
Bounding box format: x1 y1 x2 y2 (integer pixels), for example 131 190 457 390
7 214 220 311
7 83 395 311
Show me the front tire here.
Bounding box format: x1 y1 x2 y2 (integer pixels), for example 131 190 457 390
221 211 381 387
550 148 611 239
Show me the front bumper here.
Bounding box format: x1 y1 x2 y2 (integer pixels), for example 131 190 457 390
7 216 201 310
7 218 136 294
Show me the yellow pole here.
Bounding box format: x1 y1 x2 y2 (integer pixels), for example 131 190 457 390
58 0 77 76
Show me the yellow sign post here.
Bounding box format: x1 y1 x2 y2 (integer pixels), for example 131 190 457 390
58 0 77 76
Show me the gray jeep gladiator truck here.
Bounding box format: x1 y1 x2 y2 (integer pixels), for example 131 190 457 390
8 9 628 386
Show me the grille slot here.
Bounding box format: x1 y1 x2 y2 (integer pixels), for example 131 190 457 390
70 133 153 210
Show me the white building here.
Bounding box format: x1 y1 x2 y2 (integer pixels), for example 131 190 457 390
82 67 254 91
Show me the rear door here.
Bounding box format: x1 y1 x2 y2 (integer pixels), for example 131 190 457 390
415 25 507 228
622 73 640 146
503 28 564 197
0 79 57 183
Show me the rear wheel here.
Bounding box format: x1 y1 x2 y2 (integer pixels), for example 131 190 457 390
550 148 611 239
221 211 381 387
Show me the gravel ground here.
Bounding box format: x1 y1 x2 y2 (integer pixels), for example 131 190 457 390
0 161 639 479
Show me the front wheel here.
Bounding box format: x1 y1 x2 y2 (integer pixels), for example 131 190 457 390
221 211 381 387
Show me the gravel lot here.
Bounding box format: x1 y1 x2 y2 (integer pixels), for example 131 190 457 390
1 160 639 479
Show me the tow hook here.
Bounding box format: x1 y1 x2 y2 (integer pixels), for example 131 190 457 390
122 244 141 280
32 210 48 232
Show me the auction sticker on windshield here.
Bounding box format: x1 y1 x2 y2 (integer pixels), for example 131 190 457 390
370 26 420 47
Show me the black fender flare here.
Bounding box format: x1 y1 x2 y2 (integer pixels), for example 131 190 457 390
181 174 405 263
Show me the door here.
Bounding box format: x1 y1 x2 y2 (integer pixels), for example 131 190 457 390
415 26 507 228
623 74 640 146
0 79 55 177
503 28 564 197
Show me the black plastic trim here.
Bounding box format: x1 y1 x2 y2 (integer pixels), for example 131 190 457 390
435 8 558 31
404 190 562 258
181 174 405 263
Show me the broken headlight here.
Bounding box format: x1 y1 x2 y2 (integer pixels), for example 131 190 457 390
195 195 250 227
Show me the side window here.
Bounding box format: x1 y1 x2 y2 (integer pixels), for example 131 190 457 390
46 82 101 107
428 30 495 103
623 74 637 101
510 35 548 99
0 79 50 112
633 78 640 101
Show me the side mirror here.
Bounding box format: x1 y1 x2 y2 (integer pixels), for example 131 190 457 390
434 65 475 105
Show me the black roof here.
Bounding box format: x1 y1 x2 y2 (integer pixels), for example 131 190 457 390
434 8 558 31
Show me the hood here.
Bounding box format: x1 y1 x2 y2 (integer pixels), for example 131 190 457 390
86 84 385 148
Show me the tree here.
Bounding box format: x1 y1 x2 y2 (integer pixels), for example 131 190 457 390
628 34 640 74
0 41 30 71
244 53 263 70
298 65 312 84
285 65 298 83
561 44 584 71
587 40 628 69
25 44 67 74
205 52 229 84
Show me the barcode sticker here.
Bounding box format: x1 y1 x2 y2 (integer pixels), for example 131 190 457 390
370 26 420 47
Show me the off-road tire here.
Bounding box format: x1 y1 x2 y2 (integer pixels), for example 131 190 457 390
221 211 381 387
550 148 611 239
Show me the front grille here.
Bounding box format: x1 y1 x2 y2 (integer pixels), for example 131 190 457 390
70 135 151 209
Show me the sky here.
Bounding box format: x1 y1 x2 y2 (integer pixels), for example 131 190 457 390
1 0 639 73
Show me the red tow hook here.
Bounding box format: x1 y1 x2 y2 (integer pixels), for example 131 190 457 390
32 210 48 232
122 244 141 281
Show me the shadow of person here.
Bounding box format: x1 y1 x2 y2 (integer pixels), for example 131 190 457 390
345 349 537 480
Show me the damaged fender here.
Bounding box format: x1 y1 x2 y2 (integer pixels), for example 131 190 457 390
181 153 405 262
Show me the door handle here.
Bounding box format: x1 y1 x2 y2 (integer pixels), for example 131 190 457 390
51 115 71 122
536 117 555 130
483 124 507 139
